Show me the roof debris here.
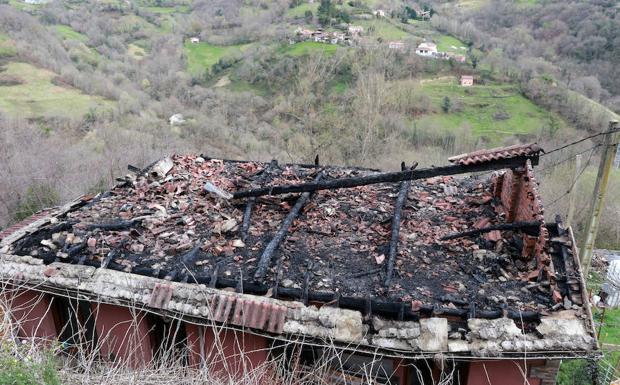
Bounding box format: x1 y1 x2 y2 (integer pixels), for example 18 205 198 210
4 151 581 318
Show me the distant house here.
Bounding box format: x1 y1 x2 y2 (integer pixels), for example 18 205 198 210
388 41 405 50
460 75 474 87
411 3 431 20
452 54 467 63
169 113 186 126
373 9 385 17
415 42 437 57
190 37 200 44
348 25 363 36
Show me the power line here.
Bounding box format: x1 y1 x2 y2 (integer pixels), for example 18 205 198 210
541 127 620 158
545 145 598 208
538 144 601 174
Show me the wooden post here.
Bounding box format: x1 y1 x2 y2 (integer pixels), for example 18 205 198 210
566 154 582 228
580 121 620 276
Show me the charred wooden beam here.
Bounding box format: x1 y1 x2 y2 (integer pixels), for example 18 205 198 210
84 219 139 231
233 155 537 199
180 244 202 266
253 171 324 281
240 159 278 242
440 221 541 241
385 162 417 286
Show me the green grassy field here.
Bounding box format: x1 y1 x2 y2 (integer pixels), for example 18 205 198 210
53 25 88 42
436 34 467 53
286 2 319 18
184 41 251 74
0 62 112 118
280 41 339 57
416 78 565 143
0 34 17 58
357 19 410 41
8 0 44 11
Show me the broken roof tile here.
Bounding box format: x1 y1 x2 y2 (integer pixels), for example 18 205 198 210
448 143 542 166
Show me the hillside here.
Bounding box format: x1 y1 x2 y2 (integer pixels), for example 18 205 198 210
431 0 620 112
0 0 618 255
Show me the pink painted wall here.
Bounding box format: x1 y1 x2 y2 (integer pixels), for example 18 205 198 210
90 303 153 367
186 324 269 377
467 360 542 385
8 290 58 341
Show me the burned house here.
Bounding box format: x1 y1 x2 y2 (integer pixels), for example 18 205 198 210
0 144 598 384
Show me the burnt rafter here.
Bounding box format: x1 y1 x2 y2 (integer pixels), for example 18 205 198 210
240 159 279 242
385 162 417 286
253 170 324 281
232 155 538 199
440 221 542 241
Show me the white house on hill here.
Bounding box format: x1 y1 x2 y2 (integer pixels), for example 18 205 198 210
415 42 437 57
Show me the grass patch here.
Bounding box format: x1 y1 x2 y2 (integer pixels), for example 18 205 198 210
357 19 410 41
0 347 61 385
286 2 318 18
280 41 338 57
128 43 147 59
53 25 88 42
8 0 45 10
228 79 269 96
0 62 113 119
597 307 620 345
416 78 565 143
184 41 251 74
436 34 467 53
0 34 17 58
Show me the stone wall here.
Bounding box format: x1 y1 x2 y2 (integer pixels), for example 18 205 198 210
0 253 597 359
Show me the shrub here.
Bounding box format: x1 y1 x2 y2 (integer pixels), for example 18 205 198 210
0 346 62 385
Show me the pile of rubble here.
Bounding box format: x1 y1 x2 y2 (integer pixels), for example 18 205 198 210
12 154 563 314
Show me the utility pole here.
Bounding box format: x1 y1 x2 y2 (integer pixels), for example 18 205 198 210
580 120 620 276
566 154 582 228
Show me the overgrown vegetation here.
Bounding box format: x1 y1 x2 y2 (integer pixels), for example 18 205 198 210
0 345 61 385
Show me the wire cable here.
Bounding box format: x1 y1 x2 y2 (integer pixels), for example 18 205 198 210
541 127 619 158
538 144 602 174
546 145 598 208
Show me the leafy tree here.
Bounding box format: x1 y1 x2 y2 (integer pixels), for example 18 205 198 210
304 10 313 22
317 0 336 26
470 53 479 69
442 96 451 113
336 10 350 23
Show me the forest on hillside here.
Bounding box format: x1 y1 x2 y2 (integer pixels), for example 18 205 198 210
0 0 619 250
432 0 620 110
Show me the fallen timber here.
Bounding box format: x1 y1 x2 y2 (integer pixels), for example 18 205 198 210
232 155 538 199
385 162 417 285
441 221 541 241
253 170 324 280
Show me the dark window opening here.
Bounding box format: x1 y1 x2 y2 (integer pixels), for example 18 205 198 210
279 343 402 384
148 314 189 366
52 296 98 354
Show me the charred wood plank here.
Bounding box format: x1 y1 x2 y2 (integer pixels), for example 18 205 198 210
85 219 139 231
385 162 417 285
253 171 324 281
440 221 541 241
233 155 536 199
180 244 202 266
240 160 279 242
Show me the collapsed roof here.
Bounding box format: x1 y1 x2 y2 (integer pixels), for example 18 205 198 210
0 145 598 357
